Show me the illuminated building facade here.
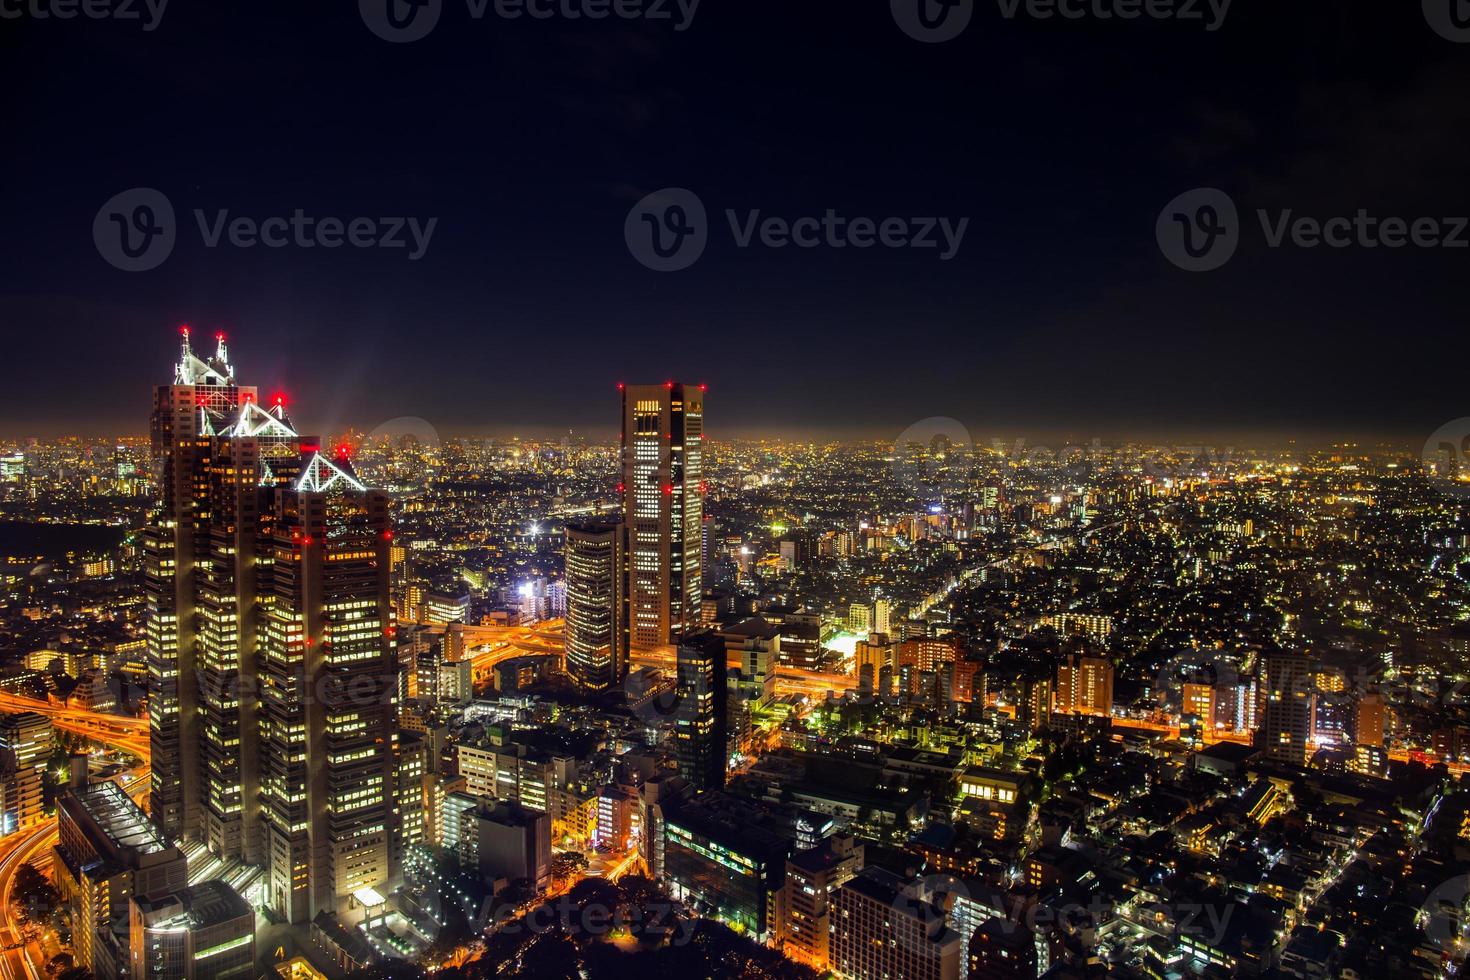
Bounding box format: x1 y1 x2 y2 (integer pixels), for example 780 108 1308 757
621 382 704 649
1263 654 1315 765
146 329 254 844
674 631 727 792
258 453 399 924
564 518 623 691
145 332 398 923
1054 654 1114 718
831 868 961 980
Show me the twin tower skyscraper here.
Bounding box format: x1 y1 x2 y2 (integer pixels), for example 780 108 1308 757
564 383 706 691
144 329 397 926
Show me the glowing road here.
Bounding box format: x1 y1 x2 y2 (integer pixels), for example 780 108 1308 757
0 772 149 980
0 693 149 762
0 697 151 980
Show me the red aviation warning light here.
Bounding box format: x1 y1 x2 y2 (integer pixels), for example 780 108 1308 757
180 324 190 338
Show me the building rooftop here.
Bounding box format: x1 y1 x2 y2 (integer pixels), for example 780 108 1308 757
136 879 253 932
70 780 172 856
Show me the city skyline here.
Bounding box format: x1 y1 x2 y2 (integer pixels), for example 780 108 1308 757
5 2 1470 978
0 330 1449 449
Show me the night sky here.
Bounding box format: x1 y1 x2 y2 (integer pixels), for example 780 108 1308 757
1 1 1467 443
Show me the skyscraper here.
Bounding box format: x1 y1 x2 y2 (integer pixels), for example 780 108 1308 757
257 451 399 924
564 518 623 691
145 329 255 845
145 333 398 924
621 383 704 650
674 631 727 792
1262 654 1315 765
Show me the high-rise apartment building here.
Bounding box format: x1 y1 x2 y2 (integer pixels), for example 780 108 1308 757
564 518 623 691
771 835 864 972
621 383 704 649
831 868 961 980
1263 654 1315 765
144 333 398 925
674 631 727 792
1055 654 1114 718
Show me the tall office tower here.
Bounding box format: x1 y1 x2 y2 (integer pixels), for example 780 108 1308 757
621 383 705 649
146 332 397 921
197 396 302 864
1263 654 1315 764
1055 654 1114 718
258 452 399 924
146 329 254 845
564 518 624 691
674 632 728 792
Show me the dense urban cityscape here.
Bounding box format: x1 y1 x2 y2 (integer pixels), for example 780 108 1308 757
0 332 1465 979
